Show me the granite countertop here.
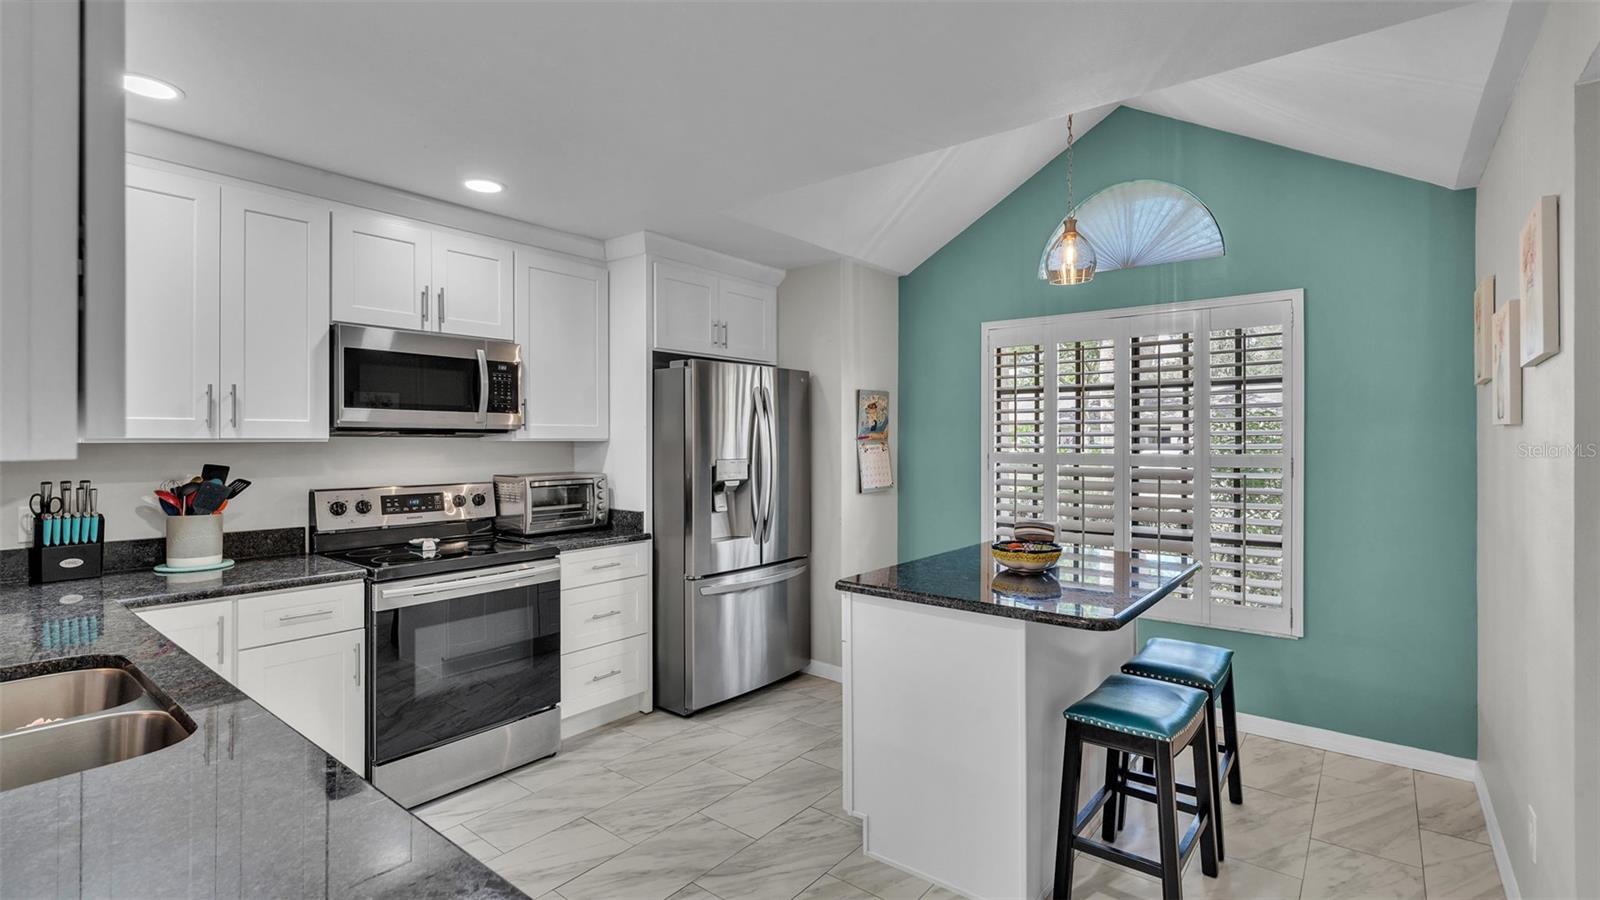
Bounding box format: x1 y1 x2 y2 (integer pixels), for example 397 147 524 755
836 543 1201 630
535 511 650 554
0 559 522 899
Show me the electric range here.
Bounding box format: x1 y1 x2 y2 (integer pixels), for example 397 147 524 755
309 482 562 808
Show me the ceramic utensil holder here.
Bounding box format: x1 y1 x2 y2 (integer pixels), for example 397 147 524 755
166 515 224 568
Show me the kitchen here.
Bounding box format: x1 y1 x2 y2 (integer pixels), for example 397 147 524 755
1 2 1594 899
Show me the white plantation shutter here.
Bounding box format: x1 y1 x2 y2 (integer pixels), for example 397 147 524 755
984 292 1301 637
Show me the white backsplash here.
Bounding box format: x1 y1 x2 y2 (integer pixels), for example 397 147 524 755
0 439 574 549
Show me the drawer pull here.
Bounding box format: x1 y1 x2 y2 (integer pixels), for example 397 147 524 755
589 668 622 683
590 561 624 571
278 609 334 623
588 609 622 622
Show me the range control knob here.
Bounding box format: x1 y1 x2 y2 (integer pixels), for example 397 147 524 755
327 500 348 517
471 492 487 507
354 499 372 515
452 494 467 508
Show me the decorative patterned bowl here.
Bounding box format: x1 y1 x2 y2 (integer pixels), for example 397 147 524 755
990 540 1062 574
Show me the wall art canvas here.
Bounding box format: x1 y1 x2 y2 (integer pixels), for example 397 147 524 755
1473 275 1494 385
1493 300 1522 426
856 389 893 492
1519 194 1559 366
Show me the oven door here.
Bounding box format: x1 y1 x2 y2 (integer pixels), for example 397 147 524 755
368 560 560 766
333 323 523 432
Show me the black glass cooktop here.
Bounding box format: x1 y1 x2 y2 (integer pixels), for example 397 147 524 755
320 538 557 582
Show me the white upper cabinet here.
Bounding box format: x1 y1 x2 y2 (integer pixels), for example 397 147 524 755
333 212 514 339
331 209 431 331
124 165 221 440
718 275 778 363
221 186 330 440
653 261 721 357
515 247 609 440
433 230 514 339
651 259 777 363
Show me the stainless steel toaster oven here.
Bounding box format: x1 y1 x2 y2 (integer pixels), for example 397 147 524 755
494 473 610 537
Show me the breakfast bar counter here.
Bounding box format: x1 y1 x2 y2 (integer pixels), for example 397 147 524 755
835 545 1199 900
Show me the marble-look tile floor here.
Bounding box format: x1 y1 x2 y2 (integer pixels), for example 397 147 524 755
419 676 1504 900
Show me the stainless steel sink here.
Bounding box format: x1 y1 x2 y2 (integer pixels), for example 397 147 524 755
0 667 147 733
0 659 195 791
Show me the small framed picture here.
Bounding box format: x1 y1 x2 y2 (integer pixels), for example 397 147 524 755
1493 301 1522 426
1473 276 1493 385
1519 195 1559 366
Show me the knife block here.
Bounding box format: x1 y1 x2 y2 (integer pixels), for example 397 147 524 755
28 514 105 584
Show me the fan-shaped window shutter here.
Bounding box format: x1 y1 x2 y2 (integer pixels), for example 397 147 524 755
984 292 1300 637
1038 180 1224 278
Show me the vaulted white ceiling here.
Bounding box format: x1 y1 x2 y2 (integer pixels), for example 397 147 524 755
126 1 1522 276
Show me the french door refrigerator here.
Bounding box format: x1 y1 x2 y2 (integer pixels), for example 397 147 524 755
653 358 811 715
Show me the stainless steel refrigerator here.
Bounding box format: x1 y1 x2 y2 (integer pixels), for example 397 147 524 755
653 358 811 715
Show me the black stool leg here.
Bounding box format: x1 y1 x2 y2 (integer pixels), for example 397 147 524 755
1101 749 1122 840
1190 721 1219 878
1053 722 1084 899
1220 674 1243 805
1153 747 1183 900
1203 698 1225 861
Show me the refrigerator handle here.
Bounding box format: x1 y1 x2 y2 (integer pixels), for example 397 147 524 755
759 382 776 542
750 382 767 545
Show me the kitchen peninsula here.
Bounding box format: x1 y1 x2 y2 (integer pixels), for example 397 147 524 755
835 544 1200 900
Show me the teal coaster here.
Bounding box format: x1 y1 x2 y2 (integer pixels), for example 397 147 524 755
154 558 236 575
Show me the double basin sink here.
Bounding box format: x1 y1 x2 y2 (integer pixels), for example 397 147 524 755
0 660 195 791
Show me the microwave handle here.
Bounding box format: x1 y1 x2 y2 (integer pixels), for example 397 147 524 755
476 348 489 422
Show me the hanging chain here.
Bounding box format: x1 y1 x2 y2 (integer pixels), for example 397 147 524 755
1065 114 1075 215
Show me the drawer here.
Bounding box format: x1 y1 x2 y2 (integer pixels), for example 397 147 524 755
562 575 648 655
236 581 364 649
560 540 650 589
561 634 648 718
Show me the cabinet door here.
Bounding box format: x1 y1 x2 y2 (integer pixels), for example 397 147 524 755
432 229 514 339
331 209 430 330
652 260 719 356
136 599 235 682
124 165 221 439
236 629 365 771
220 187 330 440
718 275 778 363
515 248 608 440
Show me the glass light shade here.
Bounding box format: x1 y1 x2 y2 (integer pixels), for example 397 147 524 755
1041 217 1097 285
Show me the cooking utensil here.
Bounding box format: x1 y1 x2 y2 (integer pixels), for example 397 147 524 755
190 481 229 516
224 478 251 499
28 482 60 516
154 490 181 516
200 464 229 484
174 483 201 516
88 489 99 542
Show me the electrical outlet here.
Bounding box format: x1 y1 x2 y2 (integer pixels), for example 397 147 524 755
1527 805 1538 863
17 508 33 544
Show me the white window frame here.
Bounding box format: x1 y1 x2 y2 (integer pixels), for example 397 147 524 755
981 289 1305 638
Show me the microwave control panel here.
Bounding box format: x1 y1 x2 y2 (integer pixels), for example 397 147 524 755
487 361 519 415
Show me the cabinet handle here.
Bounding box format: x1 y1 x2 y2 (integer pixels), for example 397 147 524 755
205 384 215 431
278 609 333 623
438 288 445 324
421 287 430 324
589 668 622 683
353 642 362 686
215 615 225 665
230 383 239 429
722 321 728 347
588 609 622 621
711 319 718 345
591 561 623 571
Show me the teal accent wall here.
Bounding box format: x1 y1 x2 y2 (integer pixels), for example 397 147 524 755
898 108 1477 757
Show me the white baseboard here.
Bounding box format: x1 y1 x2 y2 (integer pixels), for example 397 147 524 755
1474 768 1522 900
1237 713 1477 781
803 659 844 682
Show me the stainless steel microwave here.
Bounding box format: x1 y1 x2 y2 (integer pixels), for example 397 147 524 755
332 324 523 434
494 473 610 537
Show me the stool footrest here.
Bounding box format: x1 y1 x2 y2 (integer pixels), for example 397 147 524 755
1072 815 1207 877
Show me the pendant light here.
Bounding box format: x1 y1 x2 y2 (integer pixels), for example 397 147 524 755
1042 114 1096 285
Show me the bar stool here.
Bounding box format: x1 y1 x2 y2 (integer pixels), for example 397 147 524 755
1114 639 1242 852
1053 673 1219 900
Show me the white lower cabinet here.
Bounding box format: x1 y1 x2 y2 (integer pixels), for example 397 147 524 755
135 582 366 770
237 629 365 771
559 542 652 724
560 635 649 719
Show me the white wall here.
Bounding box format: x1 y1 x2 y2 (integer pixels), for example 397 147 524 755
0 439 572 550
1474 7 1600 898
778 260 899 668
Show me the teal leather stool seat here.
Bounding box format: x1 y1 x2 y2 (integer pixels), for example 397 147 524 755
1063 674 1207 741
1121 638 1233 693
1054 674 1219 900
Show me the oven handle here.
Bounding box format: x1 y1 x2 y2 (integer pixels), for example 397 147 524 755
476 348 489 423
373 562 559 612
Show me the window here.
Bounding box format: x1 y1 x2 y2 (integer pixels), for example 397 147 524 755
984 290 1302 637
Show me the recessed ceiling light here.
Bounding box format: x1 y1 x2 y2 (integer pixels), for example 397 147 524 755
122 73 184 101
463 179 504 194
